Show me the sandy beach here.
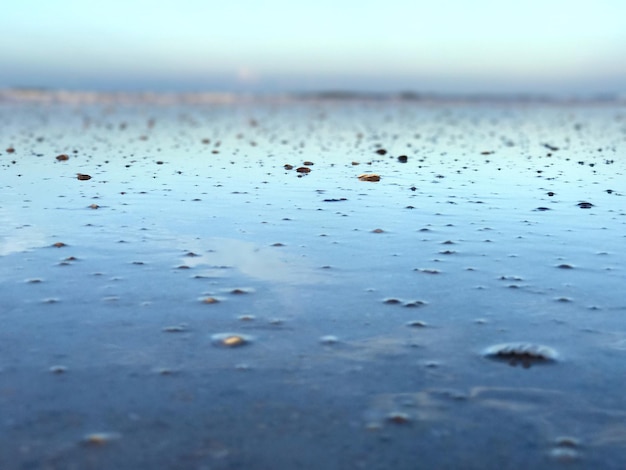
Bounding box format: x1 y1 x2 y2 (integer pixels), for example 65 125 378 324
1 92 625 469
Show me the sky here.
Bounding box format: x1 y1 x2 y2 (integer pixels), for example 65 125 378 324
1 0 625 95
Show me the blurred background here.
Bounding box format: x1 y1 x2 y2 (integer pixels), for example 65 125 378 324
1 0 625 96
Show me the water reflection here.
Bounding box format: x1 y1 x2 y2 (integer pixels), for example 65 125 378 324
179 237 324 285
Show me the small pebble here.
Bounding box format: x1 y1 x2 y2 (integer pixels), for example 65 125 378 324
230 288 249 295
358 174 381 182
211 333 252 348
49 365 68 374
82 432 121 446
319 335 339 345
162 325 187 333
483 343 558 368
386 412 411 424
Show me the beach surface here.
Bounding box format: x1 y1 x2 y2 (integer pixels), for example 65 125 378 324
1 92 625 469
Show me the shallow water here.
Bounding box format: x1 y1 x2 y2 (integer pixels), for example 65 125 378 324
1 95 626 469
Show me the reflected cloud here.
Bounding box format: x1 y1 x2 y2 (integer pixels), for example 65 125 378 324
180 237 324 285
0 210 47 256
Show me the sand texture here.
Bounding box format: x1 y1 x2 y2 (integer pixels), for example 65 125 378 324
1 94 626 469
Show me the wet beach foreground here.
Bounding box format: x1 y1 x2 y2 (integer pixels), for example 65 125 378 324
1 92 625 469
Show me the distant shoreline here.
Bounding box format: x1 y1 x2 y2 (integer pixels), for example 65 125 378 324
1 88 624 106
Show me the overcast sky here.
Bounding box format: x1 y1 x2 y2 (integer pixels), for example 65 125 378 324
1 0 625 94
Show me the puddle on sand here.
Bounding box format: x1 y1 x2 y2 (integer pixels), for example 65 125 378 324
1 93 626 469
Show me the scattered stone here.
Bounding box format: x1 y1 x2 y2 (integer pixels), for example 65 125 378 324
52 242 67 248
372 228 385 233
386 412 411 424
201 297 219 304
319 335 339 345
415 268 440 274
483 343 558 368
296 166 311 173
383 298 402 305
303 161 314 166
375 149 387 155
56 154 69 161
358 174 380 182
397 155 408 163
49 365 68 374
76 173 92 180
554 436 581 448
162 325 188 333
543 143 559 151
230 288 249 295
82 432 121 446
577 202 593 209
211 333 252 348
548 437 582 462
406 320 427 327
284 164 294 170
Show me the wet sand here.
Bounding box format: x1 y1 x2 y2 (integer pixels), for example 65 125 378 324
1 92 626 469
